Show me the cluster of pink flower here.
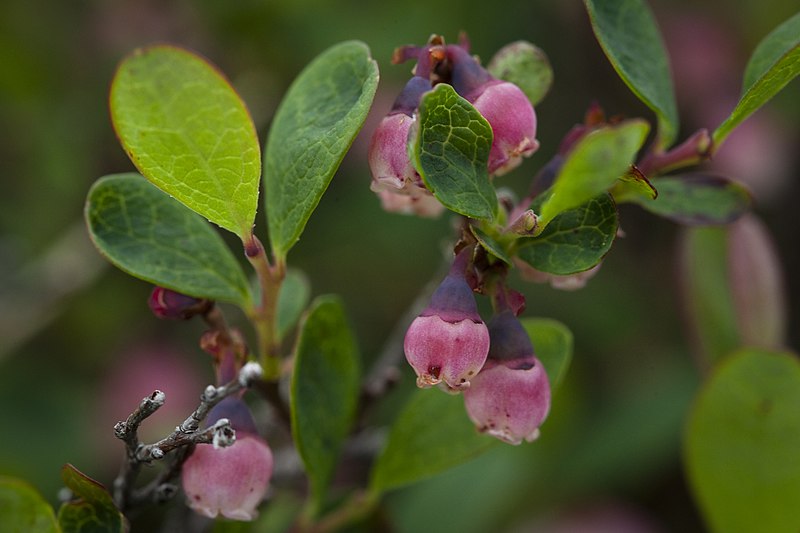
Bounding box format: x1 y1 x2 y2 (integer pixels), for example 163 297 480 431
404 247 551 445
368 35 539 217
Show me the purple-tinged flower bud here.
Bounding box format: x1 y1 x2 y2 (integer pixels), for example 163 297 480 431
148 287 212 320
464 310 551 444
181 398 273 521
448 45 539 176
368 76 444 217
404 249 489 390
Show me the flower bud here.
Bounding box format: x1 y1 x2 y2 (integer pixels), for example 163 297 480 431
463 310 551 444
448 45 539 175
181 398 273 521
403 250 490 390
148 287 212 320
368 77 444 217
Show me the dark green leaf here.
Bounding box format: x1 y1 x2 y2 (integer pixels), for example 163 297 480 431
290 296 361 512
677 227 740 365
537 120 648 229
265 41 378 260
369 389 496 494
470 225 513 265
110 45 260 238
517 194 618 275
520 318 573 392
276 269 311 343
487 41 553 106
584 0 679 147
685 348 800 533
0 476 59 533
632 174 751 225
58 465 127 533
85 173 252 307
714 12 800 145
413 84 497 220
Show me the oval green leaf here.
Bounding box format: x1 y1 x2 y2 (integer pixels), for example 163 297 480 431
85 173 252 307
265 41 378 261
537 119 648 230
110 45 260 239
58 464 127 533
520 317 573 392
685 348 800 533
369 389 496 494
584 0 679 147
714 12 800 146
632 174 751 225
518 194 618 275
487 41 554 106
290 296 361 511
276 268 311 343
413 83 497 220
0 476 59 533
677 227 741 366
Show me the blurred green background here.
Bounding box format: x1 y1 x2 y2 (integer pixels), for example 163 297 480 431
1 0 798 531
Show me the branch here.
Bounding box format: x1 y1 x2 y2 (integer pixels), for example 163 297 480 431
112 362 263 511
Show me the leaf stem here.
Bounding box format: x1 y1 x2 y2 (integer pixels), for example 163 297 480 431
244 234 285 380
637 128 712 176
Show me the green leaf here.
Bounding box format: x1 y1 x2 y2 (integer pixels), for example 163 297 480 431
0 476 59 533
85 173 252 307
265 41 378 260
685 348 800 533
276 269 311 343
537 120 648 229
520 318 573 392
470 225 513 265
58 465 127 533
517 194 618 275
714 12 800 146
487 41 554 106
413 84 497 220
110 45 260 239
584 0 679 147
290 296 361 512
631 174 751 225
610 167 657 203
370 389 496 494
677 227 741 365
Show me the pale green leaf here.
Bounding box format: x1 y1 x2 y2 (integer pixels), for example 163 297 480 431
487 41 553 106
685 348 800 533
0 476 59 533
537 120 648 229
714 12 800 145
110 45 260 238
265 41 379 260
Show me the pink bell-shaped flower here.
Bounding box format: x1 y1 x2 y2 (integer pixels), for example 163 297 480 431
404 248 490 390
181 398 273 521
448 45 539 175
463 310 551 444
368 76 444 217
